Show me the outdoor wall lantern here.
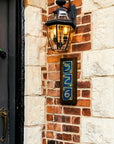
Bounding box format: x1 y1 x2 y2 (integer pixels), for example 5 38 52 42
45 0 77 52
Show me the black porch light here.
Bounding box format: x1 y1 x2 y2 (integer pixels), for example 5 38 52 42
45 0 77 52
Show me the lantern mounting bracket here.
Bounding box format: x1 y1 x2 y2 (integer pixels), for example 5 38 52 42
56 0 76 29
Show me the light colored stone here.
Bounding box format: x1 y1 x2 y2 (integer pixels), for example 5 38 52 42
92 77 114 117
25 35 46 66
25 6 42 36
26 0 47 9
24 126 42 144
82 0 114 13
25 66 41 95
82 49 114 77
25 96 45 125
81 117 114 144
92 7 114 50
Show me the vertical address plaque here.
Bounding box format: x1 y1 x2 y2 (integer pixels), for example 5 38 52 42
60 57 77 105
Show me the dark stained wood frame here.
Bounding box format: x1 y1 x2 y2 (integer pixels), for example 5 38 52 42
60 57 77 105
8 0 24 144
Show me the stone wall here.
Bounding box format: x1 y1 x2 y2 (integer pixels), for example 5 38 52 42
24 0 114 144
81 0 114 143
24 0 47 144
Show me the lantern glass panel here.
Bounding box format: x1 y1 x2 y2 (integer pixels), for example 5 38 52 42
48 24 72 51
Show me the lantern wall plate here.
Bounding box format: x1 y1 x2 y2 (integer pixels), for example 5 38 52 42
60 57 77 105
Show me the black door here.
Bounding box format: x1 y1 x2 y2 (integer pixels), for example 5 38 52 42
0 0 9 143
0 0 16 143
0 0 24 143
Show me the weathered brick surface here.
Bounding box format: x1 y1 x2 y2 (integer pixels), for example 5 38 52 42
41 0 92 143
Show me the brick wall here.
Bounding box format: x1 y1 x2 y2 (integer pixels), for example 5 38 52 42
42 0 92 143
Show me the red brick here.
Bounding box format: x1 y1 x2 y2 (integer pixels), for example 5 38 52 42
76 24 91 34
46 131 54 138
47 48 53 55
42 81 45 87
64 107 81 115
77 81 90 88
73 135 80 142
41 67 47 71
55 81 60 88
43 23 47 31
47 114 53 121
42 8 47 14
43 89 46 95
72 43 91 51
77 63 81 70
63 53 81 60
42 139 46 144
46 97 53 104
72 117 80 124
82 108 91 116
47 106 62 114
82 15 91 24
47 106 55 113
77 8 81 15
63 125 79 133
47 123 55 130
47 81 54 88
48 72 60 80
82 33 90 42
57 133 71 141
43 32 47 37
64 143 74 144
57 89 60 97
55 106 62 114
54 98 60 105
42 125 45 130
43 73 47 80
77 99 90 107
77 90 80 97
42 15 47 22
54 115 70 123
55 124 61 131
71 0 82 7
48 0 54 6
48 64 55 71
55 63 60 71
42 131 45 137
82 90 90 98
49 6 59 14
47 89 58 96
77 17 81 25
47 55 62 63
72 35 82 43
77 71 81 79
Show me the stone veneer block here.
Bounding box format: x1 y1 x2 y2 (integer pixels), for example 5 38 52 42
92 77 114 117
25 96 45 125
82 0 114 13
25 35 46 66
25 0 47 9
25 6 42 36
25 66 41 95
92 7 114 50
81 117 114 144
82 49 114 77
24 126 42 144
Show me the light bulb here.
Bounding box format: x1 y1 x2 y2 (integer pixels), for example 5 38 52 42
53 28 56 35
64 26 67 34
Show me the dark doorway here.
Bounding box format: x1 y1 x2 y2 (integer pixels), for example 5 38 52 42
0 0 24 144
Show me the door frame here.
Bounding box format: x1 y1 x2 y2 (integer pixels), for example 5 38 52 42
8 0 24 144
